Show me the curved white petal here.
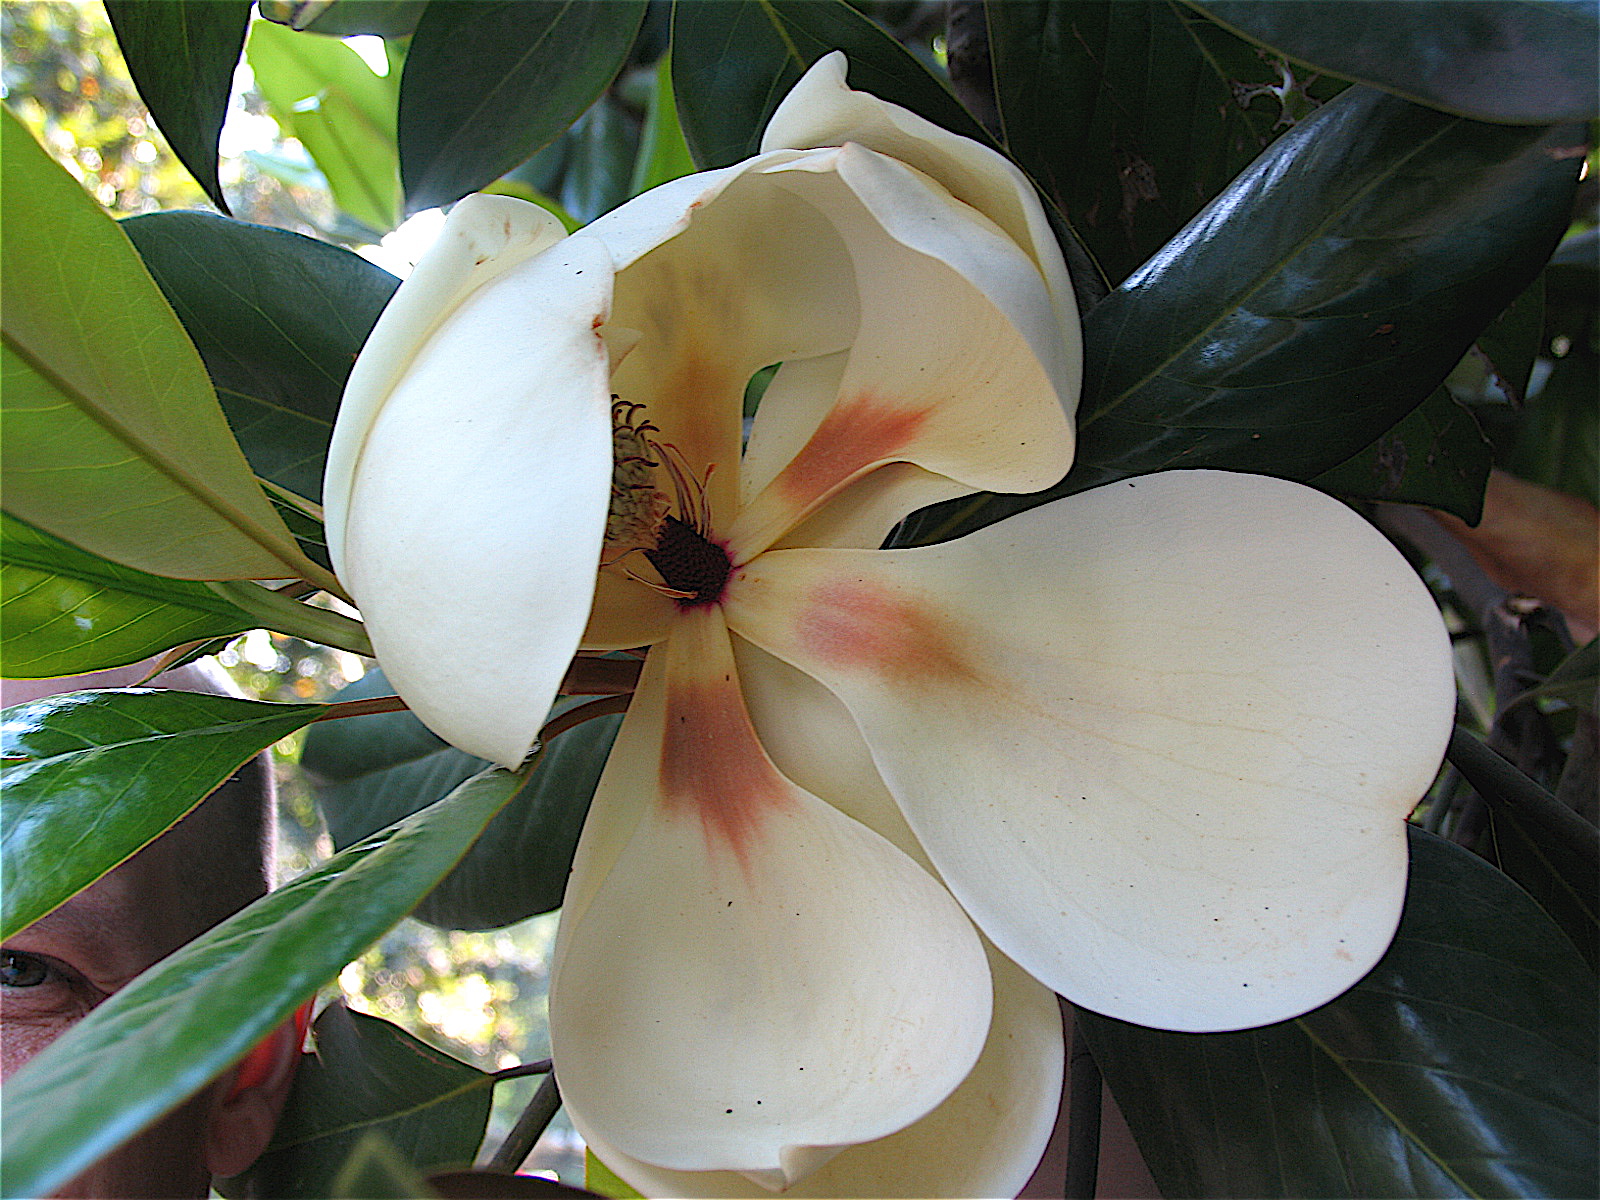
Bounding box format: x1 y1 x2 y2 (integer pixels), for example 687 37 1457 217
339 235 615 767
326 194 568 572
726 471 1455 1031
581 942 1061 1200
728 146 1075 560
550 609 991 1186
763 52 1079 373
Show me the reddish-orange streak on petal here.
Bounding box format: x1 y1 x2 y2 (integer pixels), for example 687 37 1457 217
796 578 978 686
659 670 797 875
773 392 930 516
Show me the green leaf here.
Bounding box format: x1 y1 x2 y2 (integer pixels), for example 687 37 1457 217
246 17 403 233
398 0 647 214
1447 724 1600 968
670 0 988 170
225 1005 493 1198
559 96 642 225
0 764 522 1199
260 0 429 38
0 513 257 678
628 56 696 197
988 0 1345 289
1081 826 1598 1198
0 111 314 584
1190 0 1600 124
0 689 324 941
329 1133 444 1199
1472 273 1546 407
896 85 1584 548
121 211 400 506
304 671 620 929
1508 637 1599 715
1310 386 1493 522
102 0 251 214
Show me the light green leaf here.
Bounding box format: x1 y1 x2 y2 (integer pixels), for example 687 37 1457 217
0 765 523 1199
0 512 258 678
629 56 695 197
0 688 325 940
0 110 313 584
245 17 403 233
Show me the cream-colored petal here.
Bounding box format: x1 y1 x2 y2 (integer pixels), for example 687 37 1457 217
590 151 861 527
325 194 567 573
581 941 1061 1200
728 146 1074 561
339 236 615 768
763 52 1079 367
579 638 1062 1199
579 566 676 651
549 608 991 1186
726 471 1455 1032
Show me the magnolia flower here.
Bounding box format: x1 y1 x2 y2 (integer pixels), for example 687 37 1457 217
324 53 1453 1198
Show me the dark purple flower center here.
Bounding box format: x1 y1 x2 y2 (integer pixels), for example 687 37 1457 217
645 516 732 608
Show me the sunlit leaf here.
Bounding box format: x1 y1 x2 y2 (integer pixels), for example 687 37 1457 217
399 0 647 214
0 765 523 1199
0 689 324 940
1082 827 1598 1198
1190 0 1600 124
246 17 403 233
629 56 695 196
102 0 251 213
0 111 312 584
0 513 257 679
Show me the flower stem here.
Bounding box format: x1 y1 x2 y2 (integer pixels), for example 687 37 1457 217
486 1071 562 1173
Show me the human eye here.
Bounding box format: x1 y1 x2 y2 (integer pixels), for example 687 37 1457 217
1 948 56 989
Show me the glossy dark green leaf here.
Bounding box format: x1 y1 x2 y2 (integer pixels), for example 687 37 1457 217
895 88 1581 548
1310 386 1492 522
988 0 1343 289
1081 826 1598 1198
1448 724 1599 967
304 671 620 929
1 111 315 586
121 212 399 506
0 513 257 678
1190 0 1600 124
225 1005 493 1198
0 689 324 941
399 0 647 214
102 0 251 214
1473 274 1546 407
0 765 522 1199
670 0 987 170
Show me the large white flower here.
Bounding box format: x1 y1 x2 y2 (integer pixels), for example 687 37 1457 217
324 53 1454 1197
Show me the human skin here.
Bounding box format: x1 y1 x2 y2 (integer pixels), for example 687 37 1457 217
1 664 301 1199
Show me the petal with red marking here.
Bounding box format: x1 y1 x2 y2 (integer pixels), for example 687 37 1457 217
726 471 1454 1031
549 608 991 1186
337 233 614 768
728 146 1075 560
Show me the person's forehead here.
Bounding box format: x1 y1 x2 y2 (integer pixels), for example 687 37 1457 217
8 848 185 985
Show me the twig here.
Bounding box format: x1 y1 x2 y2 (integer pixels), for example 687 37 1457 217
1064 1019 1102 1199
487 1072 562 1174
